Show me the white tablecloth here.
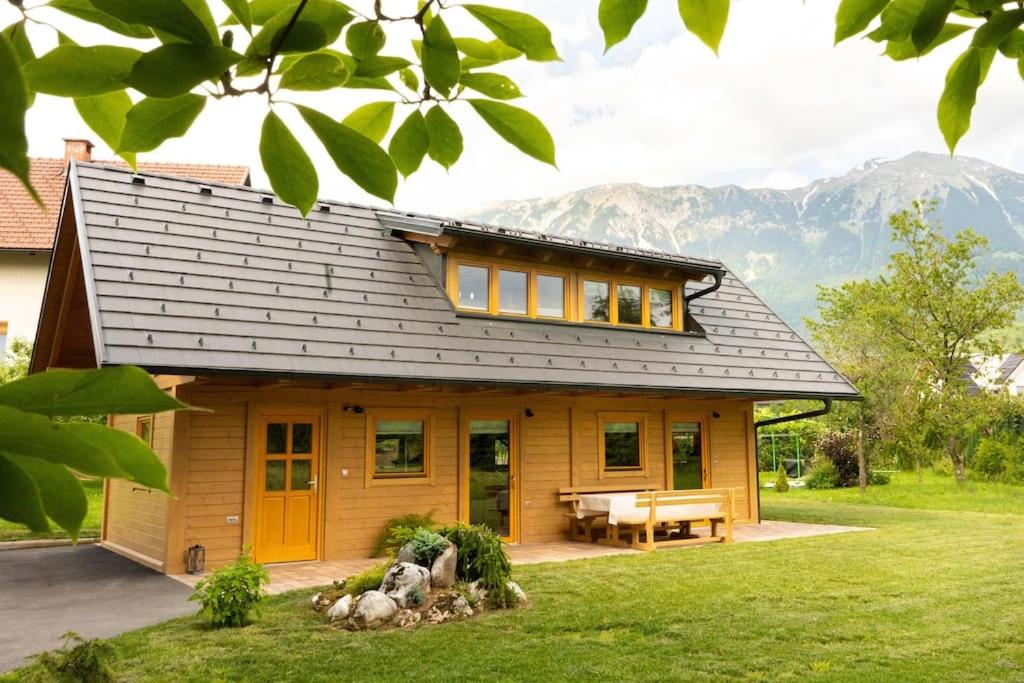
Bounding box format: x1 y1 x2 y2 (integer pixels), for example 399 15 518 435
576 492 723 525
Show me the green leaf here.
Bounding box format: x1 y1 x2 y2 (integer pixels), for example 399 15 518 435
75 91 136 167
460 72 522 99
424 105 463 170
2 22 35 64
912 0 956 53
1000 28 1024 57
0 31 35 203
1019 55 1024 80
0 453 49 534
677 0 730 55
345 76 397 91
467 99 555 167
223 0 253 33
7 454 88 540
89 0 215 44
250 0 296 25
118 94 207 154
24 45 142 97
49 0 153 39
937 46 995 153
64 422 171 491
354 55 411 78
388 110 429 178
599 0 648 52
457 38 521 69
885 22 969 59
462 5 560 62
0 366 188 416
972 9 1024 48
279 52 349 90
422 15 460 97
346 21 386 59
834 0 891 43
246 0 353 57
260 111 318 216
341 102 395 143
399 67 420 91
868 0 926 42
298 105 398 202
127 45 240 98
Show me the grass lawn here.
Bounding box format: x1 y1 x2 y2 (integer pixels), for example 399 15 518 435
0 478 103 542
763 469 1024 516
8 479 1024 682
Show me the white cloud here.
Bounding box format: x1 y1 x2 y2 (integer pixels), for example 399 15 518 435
8 0 1024 216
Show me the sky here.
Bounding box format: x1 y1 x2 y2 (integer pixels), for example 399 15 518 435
10 0 1024 216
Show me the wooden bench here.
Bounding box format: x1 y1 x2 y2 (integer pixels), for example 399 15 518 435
625 488 738 550
558 485 658 543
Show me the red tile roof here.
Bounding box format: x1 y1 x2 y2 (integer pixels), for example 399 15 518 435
0 158 250 250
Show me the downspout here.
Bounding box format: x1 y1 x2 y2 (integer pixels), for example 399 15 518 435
684 271 724 303
752 398 833 522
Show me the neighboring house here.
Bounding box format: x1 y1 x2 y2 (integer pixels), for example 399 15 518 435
972 354 1024 395
0 139 249 356
33 163 859 574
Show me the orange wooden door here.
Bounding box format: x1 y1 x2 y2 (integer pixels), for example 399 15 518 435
254 416 321 563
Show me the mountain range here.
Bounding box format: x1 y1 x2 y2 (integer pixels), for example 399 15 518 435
466 152 1024 334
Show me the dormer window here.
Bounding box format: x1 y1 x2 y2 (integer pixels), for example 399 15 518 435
448 254 688 332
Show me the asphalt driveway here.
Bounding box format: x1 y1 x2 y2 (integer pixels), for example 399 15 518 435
0 544 194 673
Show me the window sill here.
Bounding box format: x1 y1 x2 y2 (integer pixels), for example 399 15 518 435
453 311 705 337
367 474 433 487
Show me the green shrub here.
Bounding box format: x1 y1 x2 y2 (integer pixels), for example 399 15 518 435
408 528 449 564
868 470 891 485
343 562 389 597
804 459 839 489
189 550 269 628
1003 446 1024 485
974 438 1009 479
33 631 114 683
406 584 427 607
932 458 956 478
814 430 860 487
774 465 789 493
439 524 514 607
372 511 437 557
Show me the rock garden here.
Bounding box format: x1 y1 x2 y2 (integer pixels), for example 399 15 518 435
311 521 527 631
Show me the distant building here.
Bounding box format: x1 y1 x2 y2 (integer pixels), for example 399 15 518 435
0 139 249 355
971 354 1024 395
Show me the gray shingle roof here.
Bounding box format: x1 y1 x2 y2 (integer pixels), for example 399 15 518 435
65 162 858 399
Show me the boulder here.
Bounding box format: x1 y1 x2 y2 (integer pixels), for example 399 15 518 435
467 579 488 604
348 591 397 630
507 580 528 605
430 542 457 589
381 562 431 608
395 542 418 565
426 593 473 624
326 593 353 622
393 609 422 629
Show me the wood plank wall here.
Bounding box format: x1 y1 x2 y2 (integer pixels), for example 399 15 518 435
169 383 758 570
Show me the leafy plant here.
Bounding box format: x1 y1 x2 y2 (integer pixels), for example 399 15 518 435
805 459 839 490
343 562 389 598
439 523 514 608
774 465 790 493
373 511 437 557
0 366 185 540
189 549 269 628
868 470 891 486
974 437 1009 479
406 583 427 608
814 431 861 488
408 528 448 564
33 631 114 683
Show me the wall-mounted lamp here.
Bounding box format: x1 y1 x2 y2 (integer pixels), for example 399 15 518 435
343 405 365 414
712 412 721 419
525 408 535 418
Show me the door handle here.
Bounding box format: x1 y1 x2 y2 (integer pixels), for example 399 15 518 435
307 476 318 493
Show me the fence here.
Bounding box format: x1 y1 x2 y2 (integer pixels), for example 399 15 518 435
757 432 811 477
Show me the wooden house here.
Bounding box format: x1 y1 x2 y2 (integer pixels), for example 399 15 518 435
32 163 858 573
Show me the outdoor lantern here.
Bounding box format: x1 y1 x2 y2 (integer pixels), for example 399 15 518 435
186 544 205 575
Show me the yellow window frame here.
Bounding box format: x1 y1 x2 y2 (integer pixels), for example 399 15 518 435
365 408 435 487
598 411 648 478
136 415 154 447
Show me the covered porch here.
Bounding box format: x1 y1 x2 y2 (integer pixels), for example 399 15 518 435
171 520 870 595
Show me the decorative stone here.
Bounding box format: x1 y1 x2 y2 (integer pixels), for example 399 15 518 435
393 609 422 629
425 593 473 624
507 581 528 605
311 592 322 608
327 594 352 622
381 562 431 608
395 542 417 565
348 591 397 630
430 542 457 589
467 579 488 604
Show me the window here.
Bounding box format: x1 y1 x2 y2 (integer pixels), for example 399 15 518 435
536 274 566 318
136 415 153 447
498 269 528 314
649 288 674 328
367 410 431 483
583 280 610 322
0 321 7 356
616 284 642 325
599 413 647 475
457 264 489 310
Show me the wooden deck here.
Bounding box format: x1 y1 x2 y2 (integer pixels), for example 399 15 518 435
171 521 870 595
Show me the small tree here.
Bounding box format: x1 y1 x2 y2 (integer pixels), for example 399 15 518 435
774 465 789 493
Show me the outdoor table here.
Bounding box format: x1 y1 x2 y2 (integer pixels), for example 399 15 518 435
576 491 723 526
